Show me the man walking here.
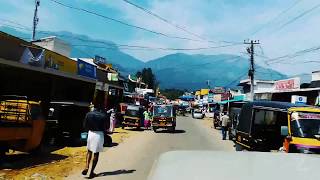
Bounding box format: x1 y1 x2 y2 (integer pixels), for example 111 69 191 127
221 112 230 140
82 104 108 179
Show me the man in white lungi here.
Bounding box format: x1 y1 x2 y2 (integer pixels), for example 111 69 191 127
82 105 108 179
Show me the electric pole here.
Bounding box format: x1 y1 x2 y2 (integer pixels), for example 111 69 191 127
206 80 211 89
244 40 259 101
32 0 40 41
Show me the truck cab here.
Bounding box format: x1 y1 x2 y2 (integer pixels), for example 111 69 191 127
0 95 45 155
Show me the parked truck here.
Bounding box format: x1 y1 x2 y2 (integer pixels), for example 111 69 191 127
0 95 45 156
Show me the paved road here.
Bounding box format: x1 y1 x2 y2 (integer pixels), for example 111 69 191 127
67 116 234 180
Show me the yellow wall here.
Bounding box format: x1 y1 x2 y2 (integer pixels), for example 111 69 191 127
44 50 77 74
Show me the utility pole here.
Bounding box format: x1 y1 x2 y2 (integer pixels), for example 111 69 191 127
206 80 211 89
244 40 260 101
32 0 40 41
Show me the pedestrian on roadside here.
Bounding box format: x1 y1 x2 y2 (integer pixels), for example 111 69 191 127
82 104 108 179
143 109 151 129
221 112 230 140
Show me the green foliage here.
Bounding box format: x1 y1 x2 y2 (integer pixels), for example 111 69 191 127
136 68 158 90
161 89 185 100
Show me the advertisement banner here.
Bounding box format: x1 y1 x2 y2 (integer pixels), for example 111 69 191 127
291 95 307 104
221 92 232 101
212 87 225 94
274 78 300 91
77 58 97 79
20 47 45 67
44 50 77 74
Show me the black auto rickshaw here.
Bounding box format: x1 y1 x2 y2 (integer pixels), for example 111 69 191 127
152 105 176 132
235 101 320 153
46 101 90 144
122 104 143 129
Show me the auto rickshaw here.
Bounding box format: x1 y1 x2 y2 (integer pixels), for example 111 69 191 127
0 95 45 155
46 101 90 144
152 105 176 132
235 101 320 154
122 104 143 129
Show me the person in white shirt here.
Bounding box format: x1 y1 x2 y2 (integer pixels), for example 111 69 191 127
221 112 230 140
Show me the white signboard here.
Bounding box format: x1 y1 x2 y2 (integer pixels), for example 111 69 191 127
274 78 300 91
291 95 307 104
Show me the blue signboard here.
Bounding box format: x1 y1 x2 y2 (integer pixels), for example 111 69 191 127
77 59 97 79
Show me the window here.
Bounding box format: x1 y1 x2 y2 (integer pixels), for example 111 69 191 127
254 110 265 125
265 111 277 125
254 109 278 125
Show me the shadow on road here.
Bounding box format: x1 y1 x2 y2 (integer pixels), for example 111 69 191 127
0 153 68 170
125 128 144 132
156 129 186 134
104 142 119 147
97 169 136 177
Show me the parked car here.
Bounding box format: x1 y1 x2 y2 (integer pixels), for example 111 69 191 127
0 95 45 155
192 109 204 119
235 101 320 153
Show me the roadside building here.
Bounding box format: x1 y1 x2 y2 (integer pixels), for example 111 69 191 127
238 79 275 101
0 31 96 115
238 74 320 106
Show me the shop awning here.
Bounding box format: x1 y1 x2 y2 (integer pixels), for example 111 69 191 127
218 95 245 105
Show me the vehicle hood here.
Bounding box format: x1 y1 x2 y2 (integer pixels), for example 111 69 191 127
147 151 319 180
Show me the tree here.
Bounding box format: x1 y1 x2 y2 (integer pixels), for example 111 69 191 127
161 89 184 100
136 68 158 90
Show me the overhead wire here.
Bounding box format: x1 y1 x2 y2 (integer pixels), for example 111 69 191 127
269 2 320 35
251 0 304 36
49 0 225 44
0 18 243 52
120 0 239 45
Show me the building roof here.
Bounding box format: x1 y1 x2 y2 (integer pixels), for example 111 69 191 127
247 101 308 111
255 87 320 94
238 79 275 86
71 58 96 66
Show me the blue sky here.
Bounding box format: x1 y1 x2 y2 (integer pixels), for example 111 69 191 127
0 0 320 75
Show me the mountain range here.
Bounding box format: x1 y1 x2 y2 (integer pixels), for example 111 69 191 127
0 27 287 90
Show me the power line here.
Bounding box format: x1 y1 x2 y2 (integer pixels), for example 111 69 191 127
251 0 303 36
266 45 320 64
270 2 320 34
71 43 243 51
120 0 237 44
49 0 219 43
0 18 243 52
